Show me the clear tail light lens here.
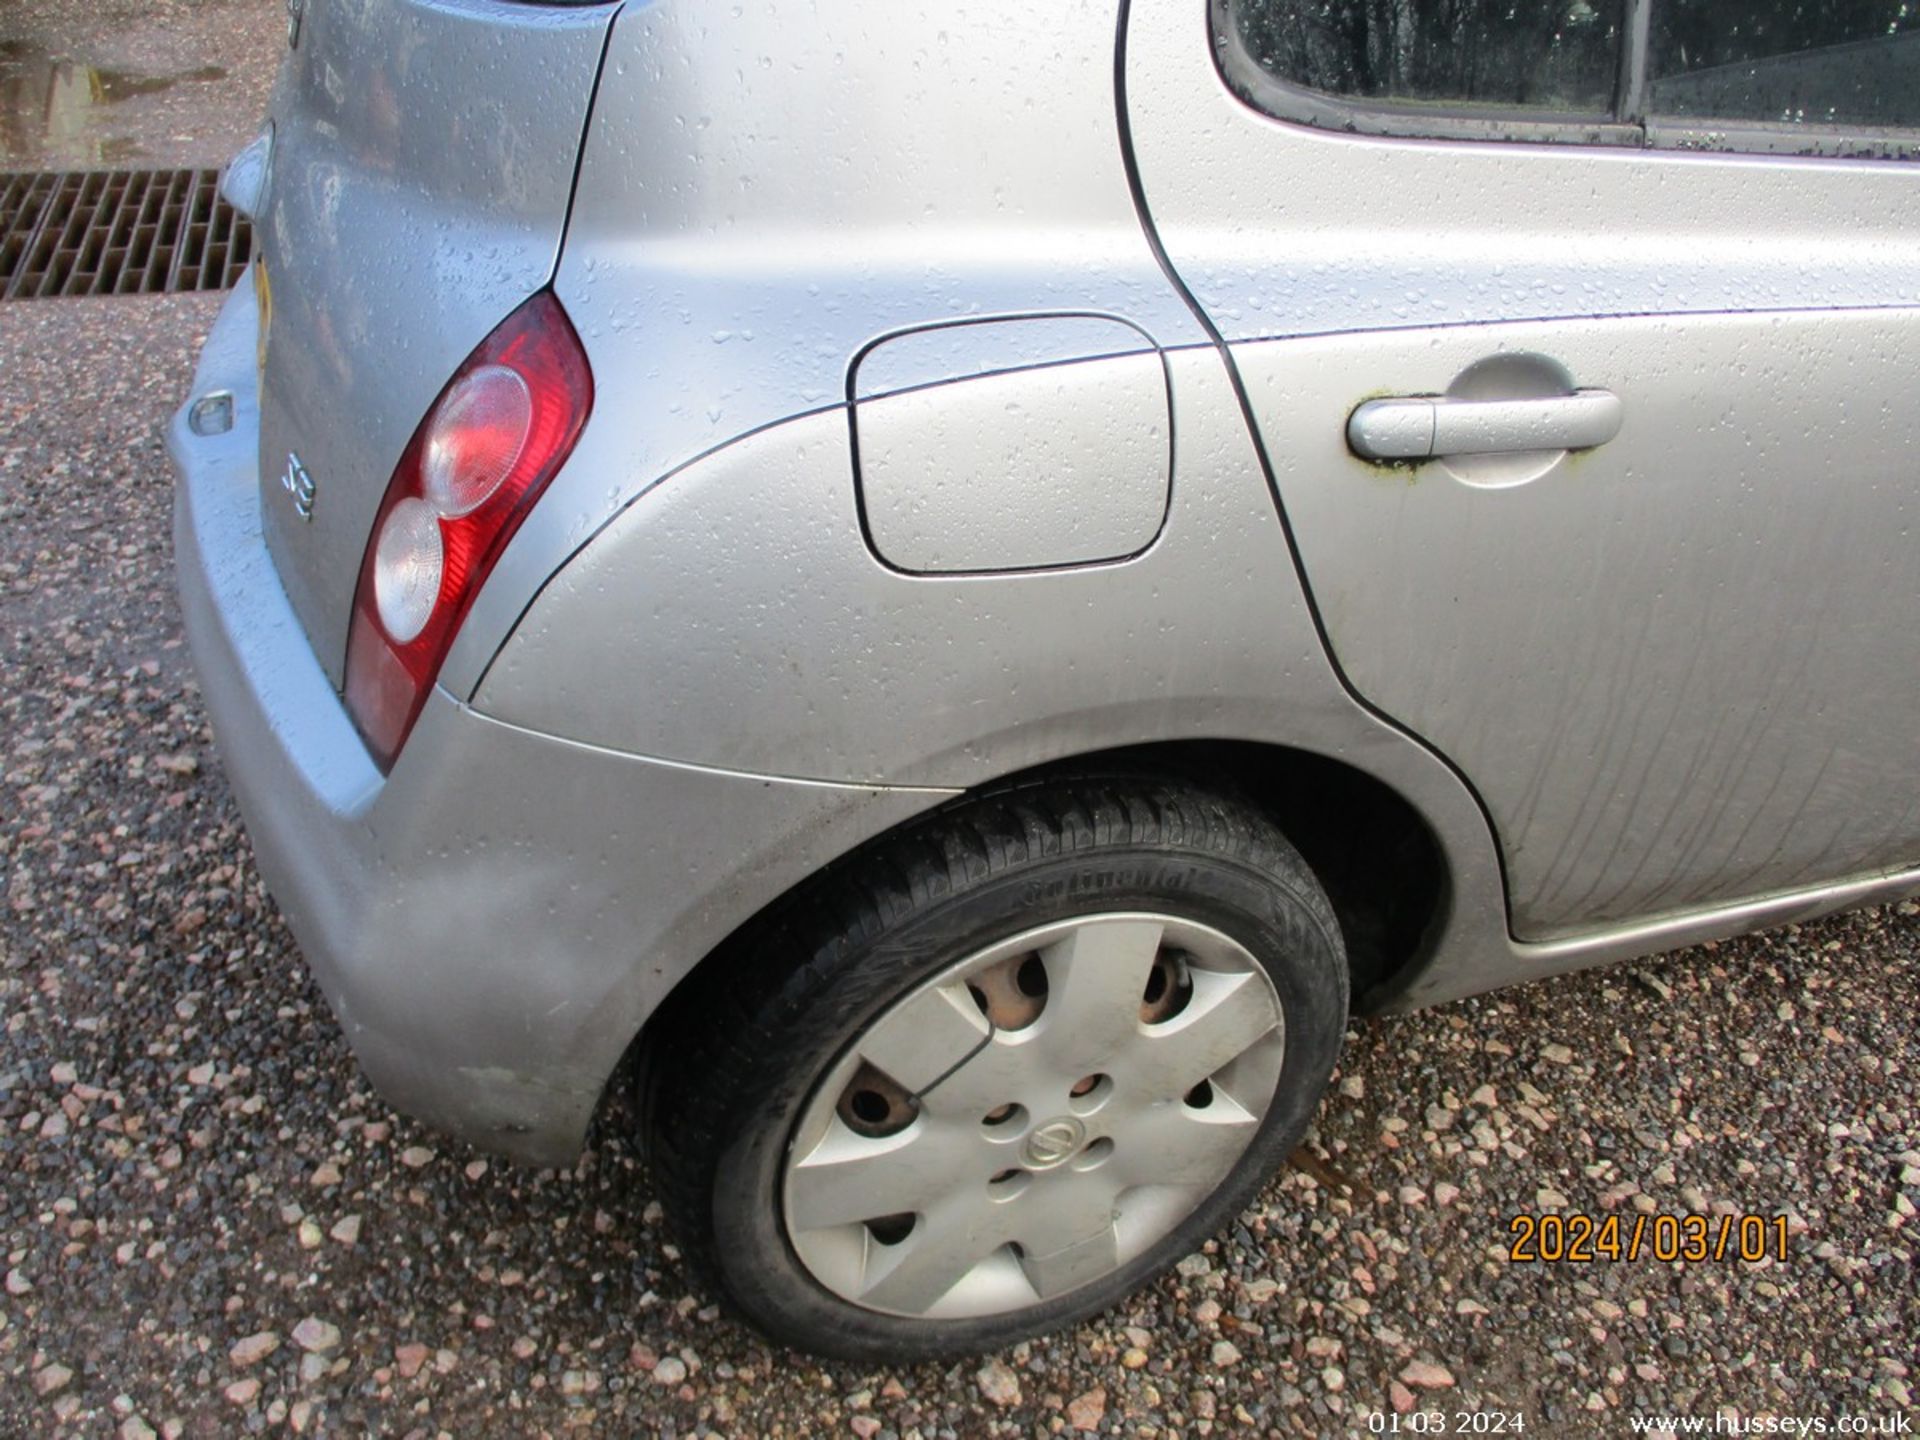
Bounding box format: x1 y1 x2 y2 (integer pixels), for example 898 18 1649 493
423 365 533 517
344 292 592 772
371 498 444 644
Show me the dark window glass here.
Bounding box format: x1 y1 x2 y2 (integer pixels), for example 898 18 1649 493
1649 1 1920 128
1233 0 1625 113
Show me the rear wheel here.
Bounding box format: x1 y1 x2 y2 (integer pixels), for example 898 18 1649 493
642 776 1347 1361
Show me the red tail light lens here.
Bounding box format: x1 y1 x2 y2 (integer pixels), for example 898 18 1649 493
344 291 592 772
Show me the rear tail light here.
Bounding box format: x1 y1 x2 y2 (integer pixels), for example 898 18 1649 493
344 292 592 771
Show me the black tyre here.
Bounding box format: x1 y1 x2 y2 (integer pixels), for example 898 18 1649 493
641 775 1347 1361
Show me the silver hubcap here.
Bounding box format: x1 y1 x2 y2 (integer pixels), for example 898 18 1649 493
781 913 1287 1319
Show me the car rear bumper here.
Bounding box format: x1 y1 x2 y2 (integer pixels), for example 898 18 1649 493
169 279 947 1165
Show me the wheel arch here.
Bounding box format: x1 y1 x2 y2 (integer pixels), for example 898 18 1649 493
609 738 1453 1151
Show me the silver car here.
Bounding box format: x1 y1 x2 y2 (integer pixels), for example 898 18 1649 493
169 0 1920 1359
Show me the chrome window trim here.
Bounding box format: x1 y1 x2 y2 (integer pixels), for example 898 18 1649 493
1212 0 1920 161
1644 119 1920 162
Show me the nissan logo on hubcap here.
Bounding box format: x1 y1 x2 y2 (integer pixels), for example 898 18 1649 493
1022 1117 1086 1169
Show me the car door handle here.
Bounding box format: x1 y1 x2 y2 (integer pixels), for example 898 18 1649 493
1348 389 1624 460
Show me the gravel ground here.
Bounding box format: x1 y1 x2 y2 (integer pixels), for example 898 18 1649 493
2 293 1916 1439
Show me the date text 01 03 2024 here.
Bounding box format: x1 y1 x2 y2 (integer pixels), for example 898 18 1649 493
1368 1412 1527 1435
1507 1212 1793 1264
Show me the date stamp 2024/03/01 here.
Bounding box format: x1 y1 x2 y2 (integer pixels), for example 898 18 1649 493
1506 1211 1794 1264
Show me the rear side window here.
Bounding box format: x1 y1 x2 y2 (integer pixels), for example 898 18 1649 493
1221 0 1920 157
1648 1 1920 129
1235 0 1624 115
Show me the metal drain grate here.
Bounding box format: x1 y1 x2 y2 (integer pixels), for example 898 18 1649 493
0 169 251 300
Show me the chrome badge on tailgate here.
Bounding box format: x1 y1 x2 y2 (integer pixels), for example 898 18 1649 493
281 452 316 522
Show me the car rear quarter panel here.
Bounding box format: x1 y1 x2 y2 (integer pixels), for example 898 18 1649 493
455 0 1514 1022
436 0 1213 695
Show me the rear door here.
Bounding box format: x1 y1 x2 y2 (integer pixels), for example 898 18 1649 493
1125 0 1920 939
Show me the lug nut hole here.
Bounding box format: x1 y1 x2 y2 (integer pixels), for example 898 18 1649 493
1140 948 1195 1023
981 1103 1028 1135
965 951 1049 1030
1072 1137 1115 1172
837 1061 917 1136
987 1168 1032 1201
1068 1074 1114 1114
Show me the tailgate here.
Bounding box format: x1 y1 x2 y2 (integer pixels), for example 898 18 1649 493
255 0 615 688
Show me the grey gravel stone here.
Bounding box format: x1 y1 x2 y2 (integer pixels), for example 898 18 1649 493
976 1357 1022 1406
290 1318 340 1354
32 1364 72 1397
227 1332 279 1368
